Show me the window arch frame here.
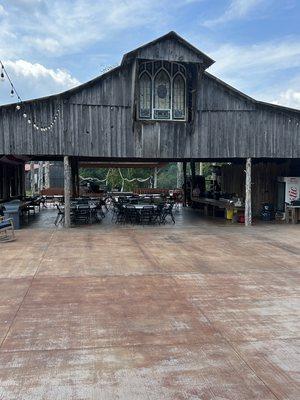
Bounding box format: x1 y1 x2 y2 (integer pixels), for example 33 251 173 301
153 67 172 120
137 61 187 121
172 72 186 120
138 70 152 119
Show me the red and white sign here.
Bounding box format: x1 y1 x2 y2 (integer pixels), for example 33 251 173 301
288 186 298 202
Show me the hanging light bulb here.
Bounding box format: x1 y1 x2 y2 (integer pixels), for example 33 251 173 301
16 104 21 111
27 119 31 124
10 88 14 97
23 113 27 118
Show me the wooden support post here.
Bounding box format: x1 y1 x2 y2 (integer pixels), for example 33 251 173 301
153 167 158 189
183 161 187 207
38 161 43 192
76 161 80 197
21 164 26 197
30 161 35 196
199 162 203 176
176 162 183 189
64 156 71 228
44 161 50 189
245 157 252 226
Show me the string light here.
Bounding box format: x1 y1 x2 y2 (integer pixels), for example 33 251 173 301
1 60 299 133
0 65 4 81
0 59 60 133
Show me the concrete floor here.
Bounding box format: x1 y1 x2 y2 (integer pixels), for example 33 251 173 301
0 208 299 399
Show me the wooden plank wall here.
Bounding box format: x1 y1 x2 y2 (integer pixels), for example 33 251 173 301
0 162 24 201
0 57 299 159
221 161 292 215
129 38 205 63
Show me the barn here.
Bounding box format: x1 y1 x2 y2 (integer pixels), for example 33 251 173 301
0 31 299 226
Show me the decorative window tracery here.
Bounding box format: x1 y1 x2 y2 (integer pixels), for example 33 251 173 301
138 61 186 121
172 73 185 119
139 72 152 119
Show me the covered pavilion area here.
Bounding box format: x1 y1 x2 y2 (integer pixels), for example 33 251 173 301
0 31 299 398
0 213 299 399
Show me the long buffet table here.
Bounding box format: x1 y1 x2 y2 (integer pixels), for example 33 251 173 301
191 196 245 219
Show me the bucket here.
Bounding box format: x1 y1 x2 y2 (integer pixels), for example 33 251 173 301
226 208 234 220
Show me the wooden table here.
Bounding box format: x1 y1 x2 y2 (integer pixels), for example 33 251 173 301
191 197 244 219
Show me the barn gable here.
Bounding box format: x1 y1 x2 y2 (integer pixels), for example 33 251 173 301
122 31 214 68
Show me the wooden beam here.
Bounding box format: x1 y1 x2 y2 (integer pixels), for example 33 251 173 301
64 156 71 228
30 161 35 196
153 167 158 189
245 157 252 226
176 162 183 189
44 161 50 188
183 161 187 207
38 161 43 192
199 162 203 175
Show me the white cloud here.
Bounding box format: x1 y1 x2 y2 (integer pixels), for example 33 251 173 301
4 60 79 88
0 0 172 58
206 38 300 109
0 60 80 104
210 39 300 78
273 89 300 109
0 4 7 15
203 0 265 27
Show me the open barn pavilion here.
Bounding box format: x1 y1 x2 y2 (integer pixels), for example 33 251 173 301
1 31 300 226
0 32 300 399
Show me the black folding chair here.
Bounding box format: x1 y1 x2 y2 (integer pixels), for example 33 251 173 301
140 206 155 225
114 204 126 224
153 203 164 224
161 203 175 224
54 204 64 226
125 205 140 224
74 205 90 224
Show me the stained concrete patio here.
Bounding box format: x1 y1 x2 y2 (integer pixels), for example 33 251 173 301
0 208 299 399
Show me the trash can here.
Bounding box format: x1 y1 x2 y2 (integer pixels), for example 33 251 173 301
3 200 21 229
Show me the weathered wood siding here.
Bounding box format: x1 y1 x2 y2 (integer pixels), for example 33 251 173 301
0 48 299 159
125 38 206 63
221 161 293 215
195 73 300 159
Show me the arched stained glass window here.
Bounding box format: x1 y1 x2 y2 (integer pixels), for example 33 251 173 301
138 61 187 121
172 73 185 120
139 72 152 119
154 69 171 119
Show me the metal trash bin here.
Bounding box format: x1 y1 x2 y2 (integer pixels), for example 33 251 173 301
3 200 21 229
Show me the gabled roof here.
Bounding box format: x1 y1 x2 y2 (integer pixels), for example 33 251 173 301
122 31 215 68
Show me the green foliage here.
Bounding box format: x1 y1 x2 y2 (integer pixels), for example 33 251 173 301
79 162 221 190
157 163 177 188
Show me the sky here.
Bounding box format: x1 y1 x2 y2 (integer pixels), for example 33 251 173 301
0 0 300 108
